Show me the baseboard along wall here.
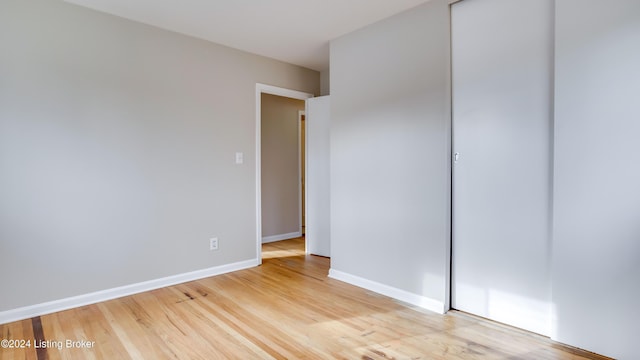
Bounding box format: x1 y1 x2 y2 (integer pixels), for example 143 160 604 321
0 259 259 325
328 269 446 315
261 231 301 244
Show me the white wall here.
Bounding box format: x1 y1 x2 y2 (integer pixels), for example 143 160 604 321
0 0 318 313
329 0 451 312
260 94 305 240
552 0 640 358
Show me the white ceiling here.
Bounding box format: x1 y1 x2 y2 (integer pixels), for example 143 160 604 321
63 0 431 71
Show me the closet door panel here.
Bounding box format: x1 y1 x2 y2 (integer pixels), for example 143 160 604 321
451 0 553 336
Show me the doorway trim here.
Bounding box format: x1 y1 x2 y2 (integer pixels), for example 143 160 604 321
298 110 306 241
255 83 313 264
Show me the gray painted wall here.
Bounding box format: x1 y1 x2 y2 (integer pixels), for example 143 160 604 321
553 0 640 358
329 0 451 308
320 70 330 96
0 0 318 312
260 93 304 239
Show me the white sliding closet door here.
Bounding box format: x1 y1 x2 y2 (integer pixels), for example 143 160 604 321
451 0 553 336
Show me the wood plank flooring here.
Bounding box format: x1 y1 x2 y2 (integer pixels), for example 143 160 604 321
1 238 610 359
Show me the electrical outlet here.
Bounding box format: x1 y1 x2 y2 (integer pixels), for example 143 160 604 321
209 237 219 251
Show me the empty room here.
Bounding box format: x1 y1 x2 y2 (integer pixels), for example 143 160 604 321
1 0 638 359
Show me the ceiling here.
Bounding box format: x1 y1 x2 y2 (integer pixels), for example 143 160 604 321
63 0 431 71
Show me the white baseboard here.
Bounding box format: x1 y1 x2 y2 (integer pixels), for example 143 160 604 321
0 258 259 325
328 269 445 315
262 231 301 243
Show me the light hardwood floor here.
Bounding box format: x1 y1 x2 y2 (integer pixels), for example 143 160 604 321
1 238 609 360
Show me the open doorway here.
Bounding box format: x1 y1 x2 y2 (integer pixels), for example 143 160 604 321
255 84 313 263
260 93 305 243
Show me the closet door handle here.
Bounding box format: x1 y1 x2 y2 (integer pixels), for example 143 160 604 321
454 152 460 163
